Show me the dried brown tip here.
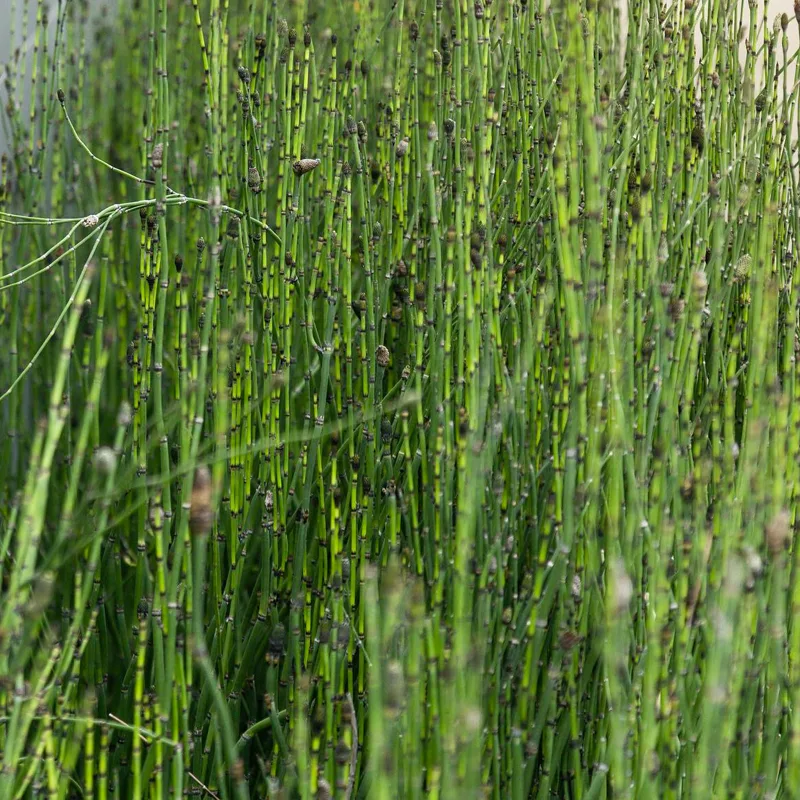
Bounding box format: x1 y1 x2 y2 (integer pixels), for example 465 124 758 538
151 143 164 170
765 509 791 556
189 466 213 537
375 345 390 368
691 270 708 303
247 166 262 194
117 402 132 427
292 158 321 176
733 254 752 283
229 757 245 783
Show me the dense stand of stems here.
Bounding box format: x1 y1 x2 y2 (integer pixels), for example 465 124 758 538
3 0 800 797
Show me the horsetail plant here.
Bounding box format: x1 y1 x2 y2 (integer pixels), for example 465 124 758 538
5 0 800 797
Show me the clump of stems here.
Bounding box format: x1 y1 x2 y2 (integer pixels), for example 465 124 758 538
2 0 800 797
